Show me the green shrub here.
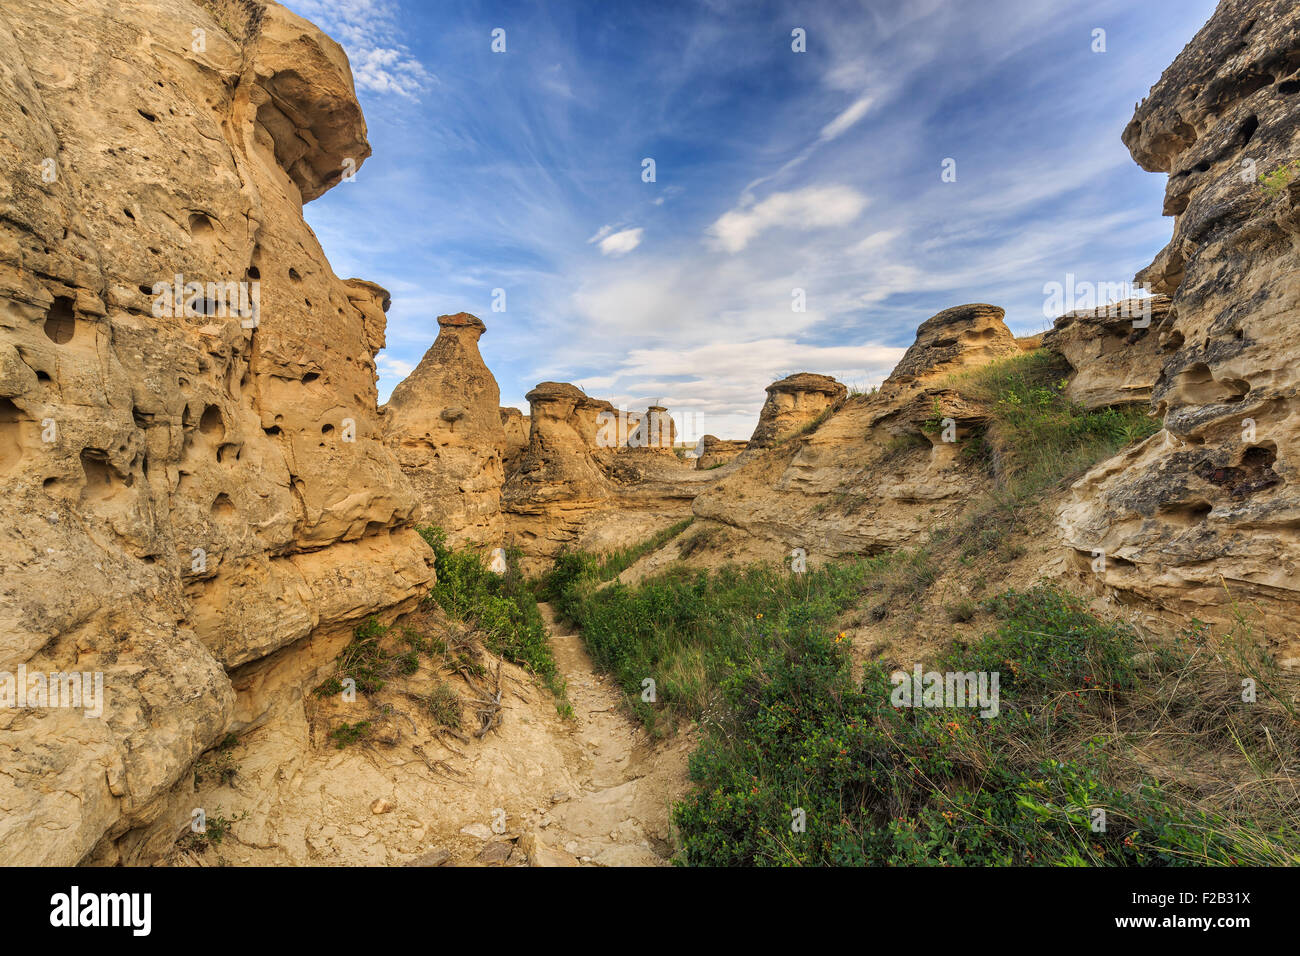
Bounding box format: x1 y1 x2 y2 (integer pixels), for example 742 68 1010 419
329 720 372 749
672 586 1300 866
419 525 569 714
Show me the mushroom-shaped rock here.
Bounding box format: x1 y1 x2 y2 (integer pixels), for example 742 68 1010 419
748 373 847 448
883 304 1020 392
385 313 505 546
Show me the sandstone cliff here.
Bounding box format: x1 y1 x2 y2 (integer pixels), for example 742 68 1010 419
385 313 506 547
1057 0 1300 651
0 0 432 864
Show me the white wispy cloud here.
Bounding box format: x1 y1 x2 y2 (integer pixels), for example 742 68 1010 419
595 227 644 257
820 94 876 141
708 185 868 253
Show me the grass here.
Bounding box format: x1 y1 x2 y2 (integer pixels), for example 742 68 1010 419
193 732 240 786
424 680 463 729
944 349 1160 497
545 556 889 734
419 525 571 717
668 584 1300 866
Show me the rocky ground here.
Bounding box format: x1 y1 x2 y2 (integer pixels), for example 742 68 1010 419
169 604 691 867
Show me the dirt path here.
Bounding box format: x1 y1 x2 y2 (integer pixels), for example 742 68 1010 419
531 602 693 866
172 604 692 867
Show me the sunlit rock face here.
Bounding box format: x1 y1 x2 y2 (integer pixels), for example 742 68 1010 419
1043 295 1173 409
500 406 530 477
1058 0 1300 654
385 313 507 547
501 384 712 572
694 435 746 470
0 0 432 864
747 373 847 449
693 306 1022 560
881 304 1021 398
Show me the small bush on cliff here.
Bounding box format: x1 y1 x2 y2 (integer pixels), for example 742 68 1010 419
418 525 569 712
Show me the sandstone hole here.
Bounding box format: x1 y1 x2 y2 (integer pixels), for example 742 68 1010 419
123 207 135 221
35 369 51 382
321 423 334 434
79 449 126 503
247 265 260 280
188 212 214 237
1278 79 1300 95
1174 363 1249 404
1236 115 1259 147
211 493 236 518
288 268 302 282
216 443 241 464
199 404 224 439
0 399 24 472
301 372 320 384
43 296 76 344
1158 500 1213 525
263 425 281 436
137 109 157 122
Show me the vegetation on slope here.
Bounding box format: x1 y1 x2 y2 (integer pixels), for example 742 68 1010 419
539 349 1298 865
419 525 570 714
672 583 1299 866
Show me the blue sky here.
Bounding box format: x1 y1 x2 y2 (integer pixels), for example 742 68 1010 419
284 0 1217 440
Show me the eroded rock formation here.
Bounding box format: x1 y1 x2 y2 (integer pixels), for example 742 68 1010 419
882 304 1021 395
502 384 713 571
1057 0 1300 651
695 435 747 470
0 0 432 865
691 306 1021 560
500 406 530 476
1043 295 1173 409
747 373 847 448
385 313 506 546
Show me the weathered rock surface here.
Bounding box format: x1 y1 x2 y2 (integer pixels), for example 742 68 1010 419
385 313 506 547
1058 0 1300 650
1043 295 1174 409
691 307 1020 561
500 406 530 477
882 304 1021 395
694 435 747 470
747 373 847 448
502 384 714 571
0 0 432 865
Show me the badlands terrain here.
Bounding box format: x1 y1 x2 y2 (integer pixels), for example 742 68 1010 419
0 0 1298 867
